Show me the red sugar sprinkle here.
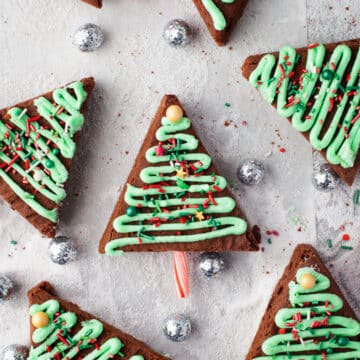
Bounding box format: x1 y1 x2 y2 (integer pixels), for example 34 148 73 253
278 64 286 79
308 42 319 49
279 148 286 153
342 233 350 241
278 328 286 334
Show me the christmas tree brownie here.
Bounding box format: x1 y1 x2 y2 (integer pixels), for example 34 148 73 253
28 282 167 360
81 0 102 8
242 39 360 185
0 77 95 237
99 95 260 255
193 0 249 46
247 244 360 359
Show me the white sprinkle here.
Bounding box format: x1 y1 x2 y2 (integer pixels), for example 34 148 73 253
26 160 41 173
19 108 28 119
33 171 43 182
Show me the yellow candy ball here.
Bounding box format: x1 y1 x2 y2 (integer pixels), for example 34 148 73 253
299 273 316 290
31 311 49 328
166 105 183 123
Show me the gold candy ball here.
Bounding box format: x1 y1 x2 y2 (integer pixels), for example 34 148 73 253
299 273 316 290
166 105 183 123
31 311 49 328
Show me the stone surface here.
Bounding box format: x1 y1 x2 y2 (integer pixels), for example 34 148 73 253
0 1 358 359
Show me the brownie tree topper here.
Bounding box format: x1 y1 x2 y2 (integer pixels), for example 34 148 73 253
81 0 102 8
247 244 360 360
193 0 249 45
254 267 360 359
28 282 167 360
0 78 94 237
242 40 360 185
99 95 259 255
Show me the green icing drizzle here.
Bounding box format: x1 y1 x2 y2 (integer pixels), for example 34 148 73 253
201 0 235 31
249 43 360 168
253 267 360 359
29 299 145 360
0 81 88 222
105 115 247 255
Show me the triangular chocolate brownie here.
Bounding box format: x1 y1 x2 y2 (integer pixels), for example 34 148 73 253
246 244 360 359
193 0 248 46
81 0 102 8
0 78 95 237
242 39 360 185
28 282 167 360
99 95 260 255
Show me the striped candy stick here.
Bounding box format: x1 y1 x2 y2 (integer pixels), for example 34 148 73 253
173 251 190 298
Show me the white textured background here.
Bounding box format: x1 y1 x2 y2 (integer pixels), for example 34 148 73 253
0 1 359 359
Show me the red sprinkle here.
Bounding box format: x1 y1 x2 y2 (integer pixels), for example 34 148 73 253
279 147 286 153
342 233 350 241
308 42 319 49
278 64 286 79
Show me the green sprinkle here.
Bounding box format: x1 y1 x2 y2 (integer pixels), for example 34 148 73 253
267 238 272 244
10 240 17 246
341 245 353 251
24 151 32 159
353 189 360 205
79 344 93 351
224 102 231 107
295 53 301 64
327 239 332 248
338 83 346 94
176 179 190 189
141 233 155 241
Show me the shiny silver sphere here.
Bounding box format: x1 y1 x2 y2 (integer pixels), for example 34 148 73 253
48 236 77 265
72 23 104 51
163 313 191 342
163 19 191 47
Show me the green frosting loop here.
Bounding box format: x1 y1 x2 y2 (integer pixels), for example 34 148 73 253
105 115 247 255
29 300 133 360
249 43 360 168
253 267 360 359
0 81 88 223
201 0 235 31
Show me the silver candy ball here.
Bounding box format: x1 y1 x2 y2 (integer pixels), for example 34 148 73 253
163 314 191 342
72 23 104 52
163 19 191 48
0 345 29 360
312 164 338 192
0 274 14 302
199 252 224 277
237 159 265 185
48 236 77 265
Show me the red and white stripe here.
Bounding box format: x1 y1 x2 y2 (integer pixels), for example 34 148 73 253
173 251 190 298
